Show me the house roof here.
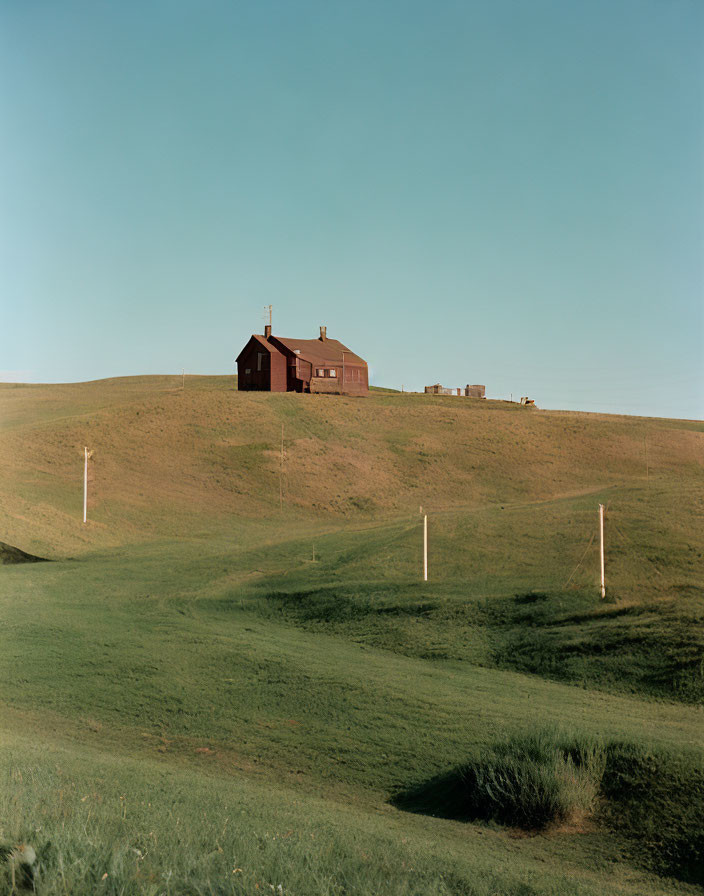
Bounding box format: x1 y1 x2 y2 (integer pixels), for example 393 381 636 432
235 334 282 363
272 337 366 367
251 334 280 352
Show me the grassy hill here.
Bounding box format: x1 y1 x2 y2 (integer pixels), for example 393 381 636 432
0 376 702 894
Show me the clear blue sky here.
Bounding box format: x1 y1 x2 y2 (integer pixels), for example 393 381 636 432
1 0 702 418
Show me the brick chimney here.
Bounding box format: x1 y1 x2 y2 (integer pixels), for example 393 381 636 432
264 325 272 339
319 326 327 341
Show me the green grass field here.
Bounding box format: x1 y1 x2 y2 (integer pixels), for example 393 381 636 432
0 376 702 894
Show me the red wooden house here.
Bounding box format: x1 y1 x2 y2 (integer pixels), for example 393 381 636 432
236 326 369 395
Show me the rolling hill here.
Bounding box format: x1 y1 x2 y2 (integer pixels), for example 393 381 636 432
0 375 702 895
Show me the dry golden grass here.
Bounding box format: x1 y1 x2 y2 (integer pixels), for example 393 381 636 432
0 375 701 558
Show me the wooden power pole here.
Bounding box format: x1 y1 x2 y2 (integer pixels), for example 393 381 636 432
599 504 606 599
83 447 88 523
280 423 284 511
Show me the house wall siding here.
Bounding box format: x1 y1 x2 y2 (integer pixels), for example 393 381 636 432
237 342 271 391
340 365 368 394
270 354 287 392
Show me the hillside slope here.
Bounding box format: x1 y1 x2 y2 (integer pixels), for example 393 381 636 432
2 375 702 703
0 377 702 894
1 375 701 556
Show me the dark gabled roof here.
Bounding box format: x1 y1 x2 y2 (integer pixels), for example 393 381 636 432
251 334 281 352
272 337 366 367
235 334 282 363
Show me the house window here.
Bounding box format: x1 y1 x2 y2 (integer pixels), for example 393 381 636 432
316 368 325 377
257 352 264 371
245 368 251 375
329 368 337 377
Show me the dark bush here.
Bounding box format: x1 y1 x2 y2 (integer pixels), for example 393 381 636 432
393 729 605 830
394 731 704 885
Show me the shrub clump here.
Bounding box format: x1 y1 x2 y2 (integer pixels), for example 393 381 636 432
394 731 704 885
394 729 606 830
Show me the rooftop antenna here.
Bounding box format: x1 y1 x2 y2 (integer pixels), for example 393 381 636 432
262 304 273 338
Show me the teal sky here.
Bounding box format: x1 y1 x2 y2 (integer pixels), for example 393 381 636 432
2 1 702 418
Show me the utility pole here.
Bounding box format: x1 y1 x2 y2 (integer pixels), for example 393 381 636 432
599 504 606 599
280 423 284 511
83 447 89 524
423 514 428 582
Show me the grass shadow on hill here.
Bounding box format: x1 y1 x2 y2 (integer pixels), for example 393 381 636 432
481 591 704 704
600 741 704 886
0 541 49 565
264 586 438 624
248 583 704 703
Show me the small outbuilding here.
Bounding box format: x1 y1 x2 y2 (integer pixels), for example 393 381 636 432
424 383 486 398
236 326 368 395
